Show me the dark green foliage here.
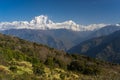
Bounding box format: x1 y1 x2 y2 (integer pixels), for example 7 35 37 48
68 60 85 72
54 58 67 69
68 60 101 75
44 57 54 69
32 64 45 75
60 73 66 79
83 66 100 75
31 57 40 65
9 66 17 72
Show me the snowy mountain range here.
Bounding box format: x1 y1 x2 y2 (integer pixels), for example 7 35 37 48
1 15 120 51
0 15 109 31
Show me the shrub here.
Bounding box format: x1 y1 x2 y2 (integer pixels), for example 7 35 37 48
68 60 101 75
9 66 17 72
54 58 67 69
44 57 54 69
32 64 45 75
60 73 66 79
68 60 85 72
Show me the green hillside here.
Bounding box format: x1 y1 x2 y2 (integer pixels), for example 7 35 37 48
0 33 120 80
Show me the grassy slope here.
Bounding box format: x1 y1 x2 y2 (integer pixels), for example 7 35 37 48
0 33 120 80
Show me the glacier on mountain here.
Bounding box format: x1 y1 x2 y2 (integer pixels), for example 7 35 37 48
0 15 108 31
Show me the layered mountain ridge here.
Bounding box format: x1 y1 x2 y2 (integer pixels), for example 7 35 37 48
0 15 108 31
68 30 120 63
1 15 120 51
2 24 120 51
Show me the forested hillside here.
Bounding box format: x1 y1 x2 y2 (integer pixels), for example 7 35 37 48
0 33 120 80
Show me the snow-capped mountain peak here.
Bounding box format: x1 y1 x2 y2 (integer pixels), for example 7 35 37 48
0 15 108 31
116 23 120 26
31 15 52 24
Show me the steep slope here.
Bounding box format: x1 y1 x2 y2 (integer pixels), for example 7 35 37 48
89 24 120 38
1 24 120 51
0 33 120 80
68 30 120 63
1 29 92 51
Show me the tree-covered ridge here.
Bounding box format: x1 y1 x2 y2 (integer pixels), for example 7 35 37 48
68 30 120 64
0 33 120 80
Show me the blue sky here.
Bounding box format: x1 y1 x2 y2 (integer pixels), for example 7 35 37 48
0 0 120 24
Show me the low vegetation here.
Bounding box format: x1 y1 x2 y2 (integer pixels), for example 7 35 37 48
0 33 120 80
